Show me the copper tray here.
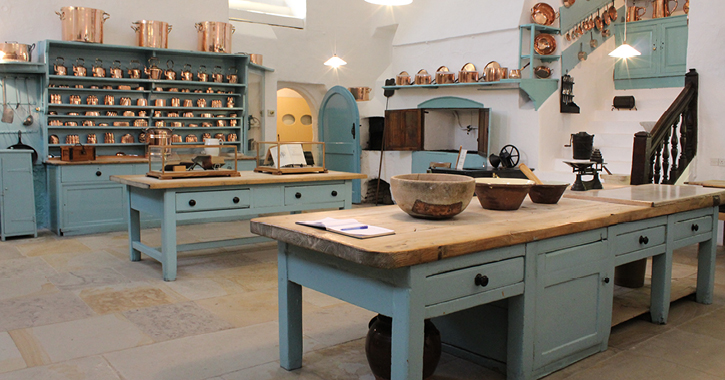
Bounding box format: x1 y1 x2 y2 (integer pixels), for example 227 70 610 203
534 33 557 55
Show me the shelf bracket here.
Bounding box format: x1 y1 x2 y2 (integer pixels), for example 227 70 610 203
519 79 559 110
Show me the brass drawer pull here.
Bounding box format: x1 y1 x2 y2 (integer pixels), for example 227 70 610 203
474 274 489 287
639 235 649 245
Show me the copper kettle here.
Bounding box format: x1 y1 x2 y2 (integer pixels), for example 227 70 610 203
164 59 176 80
92 58 106 77
653 0 678 18
73 58 87 77
128 59 142 79
145 57 162 80
180 64 193 81
109 60 123 78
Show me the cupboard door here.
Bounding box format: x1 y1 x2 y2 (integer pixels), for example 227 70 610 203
62 183 127 231
613 23 658 80
660 19 688 76
384 109 423 151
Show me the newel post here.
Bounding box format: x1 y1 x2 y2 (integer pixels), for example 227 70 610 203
630 131 651 185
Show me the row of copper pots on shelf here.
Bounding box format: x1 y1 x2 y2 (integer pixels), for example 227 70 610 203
51 94 234 108
50 132 237 145
395 61 555 85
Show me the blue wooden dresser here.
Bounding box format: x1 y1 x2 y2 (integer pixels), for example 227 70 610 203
0 150 37 240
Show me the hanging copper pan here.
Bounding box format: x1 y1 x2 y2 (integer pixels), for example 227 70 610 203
608 2 618 21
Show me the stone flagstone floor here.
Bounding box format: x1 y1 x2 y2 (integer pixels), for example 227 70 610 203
0 219 724 380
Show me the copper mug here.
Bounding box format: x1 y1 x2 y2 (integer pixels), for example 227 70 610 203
197 65 208 82
54 57 67 75
110 60 123 78
653 0 678 18
73 58 87 77
212 66 224 83
170 97 180 107
226 67 238 83
180 64 193 81
627 6 646 22
128 60 142 78
92 58 105 77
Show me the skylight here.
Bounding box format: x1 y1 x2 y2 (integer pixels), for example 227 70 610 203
229 0 306 29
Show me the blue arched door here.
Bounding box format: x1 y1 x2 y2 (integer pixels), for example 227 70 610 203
319 86 361 203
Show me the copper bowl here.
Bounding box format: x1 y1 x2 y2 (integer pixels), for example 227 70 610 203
528 182 569 204
474 178 534 210
390 173 475 220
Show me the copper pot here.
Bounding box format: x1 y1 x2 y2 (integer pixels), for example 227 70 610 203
458 63 479 83
349 87 371 101
0 42 35 62
195 21 235 53
435 66 455 84
55 7 110 43
145 127 172 145
414 69 431 85
131 20 172 48
396 71 411 86
653 0 678 18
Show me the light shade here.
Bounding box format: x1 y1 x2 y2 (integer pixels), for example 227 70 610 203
365 0 412 5
324 55 347 68
609 43 641 59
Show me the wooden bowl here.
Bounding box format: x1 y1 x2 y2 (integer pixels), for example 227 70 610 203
390 173 475 219
528 181 569 204
474 178 534 210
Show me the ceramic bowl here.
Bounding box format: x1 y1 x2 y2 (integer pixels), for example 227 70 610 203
528 181 570 204
390 173 475 219
474 178 534 210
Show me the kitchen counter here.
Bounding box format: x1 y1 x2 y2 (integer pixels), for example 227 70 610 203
251 184 725 380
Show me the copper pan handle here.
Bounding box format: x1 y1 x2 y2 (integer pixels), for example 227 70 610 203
195 22 203 32
167 25 173 34
231 25 236 34
55 10 65 20
130 22 139 32
102 12 110 22
669 0 678 12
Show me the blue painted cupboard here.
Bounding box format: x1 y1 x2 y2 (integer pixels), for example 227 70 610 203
0 150 37 240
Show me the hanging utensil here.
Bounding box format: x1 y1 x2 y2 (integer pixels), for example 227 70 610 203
1 78 13 123
590 31 598 48
609 1 618 21
22 78 33 126
8 130 38 163
578 42 587 61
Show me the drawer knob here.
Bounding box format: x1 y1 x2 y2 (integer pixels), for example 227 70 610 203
639 235 649 245
233 196 240 204
95 171 102 177
189 199 196 207
331 190 338 197
295 192 302 199
692 224 699 232
474 274 489 287
603 277 610 284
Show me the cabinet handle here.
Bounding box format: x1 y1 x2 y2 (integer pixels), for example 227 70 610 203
95 171 102 177
603 277 610 284
474 274 489 287
692 224 699 232
295 192 302 199
232 196 240 204
639 235 649 245
189 199 196 206
331 190 338 197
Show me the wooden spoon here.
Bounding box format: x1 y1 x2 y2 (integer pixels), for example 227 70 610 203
519 163 543 185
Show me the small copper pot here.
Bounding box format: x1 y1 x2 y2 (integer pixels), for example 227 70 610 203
395 71 411 86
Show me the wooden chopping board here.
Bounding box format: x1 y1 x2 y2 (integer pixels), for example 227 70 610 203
564 184 725 207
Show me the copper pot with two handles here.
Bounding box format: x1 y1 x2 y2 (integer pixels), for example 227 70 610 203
131 20 172 48
348 87 371 101
653 0 678 18
55 6 110 43
195 21 235 53
0 42 35 62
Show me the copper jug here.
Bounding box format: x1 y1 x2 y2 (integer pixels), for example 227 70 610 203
73 58 87 77
180 64 193 81
92 58 105 77
627 6 646 22
164 59 176 80
128 60 142 79
110 60 123 78
145 57 162 80
54 57 67 75
653 0 678 18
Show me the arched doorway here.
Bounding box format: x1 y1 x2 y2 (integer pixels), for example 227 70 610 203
276 88 314 142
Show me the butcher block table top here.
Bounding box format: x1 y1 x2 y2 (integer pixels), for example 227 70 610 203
251 184 725 269
110 170 366 189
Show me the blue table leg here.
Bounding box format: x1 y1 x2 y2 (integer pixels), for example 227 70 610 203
128 188 141 262
161 191 178 282
390 289 425 380
696 208 718 304
650 250 673 324
278 242 303 370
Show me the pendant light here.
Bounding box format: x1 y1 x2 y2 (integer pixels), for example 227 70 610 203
365 0 412 5
609 1 641 58
324 54 347 68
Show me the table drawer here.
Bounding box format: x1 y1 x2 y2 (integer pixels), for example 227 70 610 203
61 164 134 183
176 189 251 212
424 257 524 306
284 183 346 205
613 225 666 256
673 213 713 241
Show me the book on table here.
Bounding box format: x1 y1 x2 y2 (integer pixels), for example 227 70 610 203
295 217 395 239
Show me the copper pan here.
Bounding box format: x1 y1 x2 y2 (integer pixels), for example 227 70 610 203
414 69 431 85
458 63 479 83
396 71 411 85
435 66 455 84
55 6 110 43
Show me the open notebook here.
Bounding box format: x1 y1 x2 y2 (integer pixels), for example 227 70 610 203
295 217 395 239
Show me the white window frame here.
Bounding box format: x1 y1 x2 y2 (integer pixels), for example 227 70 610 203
229 0 305 30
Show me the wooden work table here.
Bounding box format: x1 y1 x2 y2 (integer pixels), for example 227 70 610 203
110 170 365 281
251 184 725 380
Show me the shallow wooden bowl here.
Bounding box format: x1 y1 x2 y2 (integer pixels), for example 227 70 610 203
528 181 569 204
390 173 475 219
474 178 534 210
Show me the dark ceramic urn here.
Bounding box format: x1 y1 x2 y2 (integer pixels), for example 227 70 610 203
364 314 442 380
